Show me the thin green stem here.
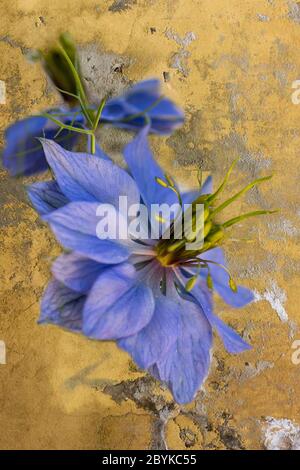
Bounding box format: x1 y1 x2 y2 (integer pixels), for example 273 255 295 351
41 113 92 135
93 99 106 131
90 134 96 154
206 159 239 203
58 46 95 125
58 46 87 104
211 175 273 217
222 209 279 229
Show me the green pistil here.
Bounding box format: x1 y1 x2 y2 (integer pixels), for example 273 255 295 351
154 162 277 292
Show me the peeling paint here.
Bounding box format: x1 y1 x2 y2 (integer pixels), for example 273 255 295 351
108 0 137 12
103 376 179 450
79 45 131 101
165 29 197 77
254 280 288 323
263 417 300 450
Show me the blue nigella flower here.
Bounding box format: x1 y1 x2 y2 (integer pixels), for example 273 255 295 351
27 129 254 404
1 109 84 177
1 80 183 177
101 79 184 134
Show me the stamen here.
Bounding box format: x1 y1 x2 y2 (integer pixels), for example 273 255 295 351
207 158 239 203
198 258 238 293
155 174 183 206
155 176 169 188
222 209 279 229
185 275 198 292
211 175 273 217
206 272 213 289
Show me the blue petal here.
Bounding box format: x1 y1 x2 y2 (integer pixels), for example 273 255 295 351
215 283 254 308
2 112 83 176
40 279 84 332
27 181 69 216
44 201 131 264
208 314 251 354
118 295 180 369
102 79 183 134
124 126 178 209
146 117 183 135
40 139 140 207
149 98 184 120
201 248 254 308
156 298 212 404
192 283 251 354
148 364 161 381
83 263 155 339
102 100 128 121
52 253 108 294
200 175 213 194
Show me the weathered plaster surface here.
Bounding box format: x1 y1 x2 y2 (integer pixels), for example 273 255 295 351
0 0 300 449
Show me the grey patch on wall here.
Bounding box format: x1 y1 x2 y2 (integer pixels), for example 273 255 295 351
287 1 300 23
0 172 37 228
108 0 137 12
95 126 134 165
165 29 197 77
237 360 274 383
103 376 178 450
167 116 272 179
79 44 132 102
229 251 278 280
217 424 245 450
0 35 31 56
166 109 205 169
78 44 133 160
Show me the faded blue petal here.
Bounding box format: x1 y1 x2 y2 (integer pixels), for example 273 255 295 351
192 283 251 354
102 79 184 134
200 175 213 194
44 201 131 264
40 279 84 332
124 126 177 210
201 248 254 308
40 139 139 208
156 298 212 404
1 111 83 177
52 253 108 294
118 295 180 369
208 314 251 354
83 263 155 339
27 181 69 216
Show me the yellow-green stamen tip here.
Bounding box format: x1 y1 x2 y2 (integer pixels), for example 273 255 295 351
185 276 198 292
229 277 238 293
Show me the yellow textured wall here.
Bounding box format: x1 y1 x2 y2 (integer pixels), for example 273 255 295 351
0 0 300 450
